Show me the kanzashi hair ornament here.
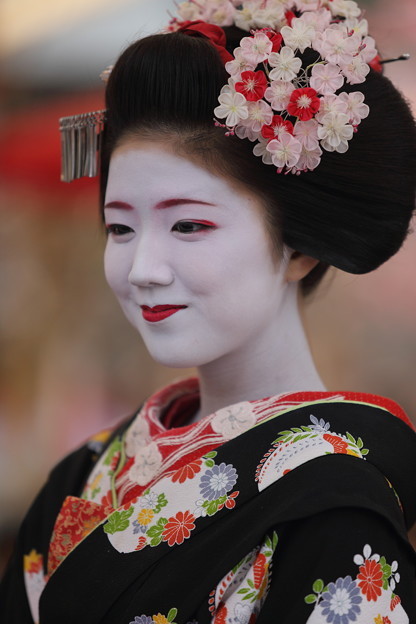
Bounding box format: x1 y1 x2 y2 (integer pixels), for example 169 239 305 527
59 110 106 183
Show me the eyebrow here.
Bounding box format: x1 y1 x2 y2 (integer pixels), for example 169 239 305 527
104 198 215 210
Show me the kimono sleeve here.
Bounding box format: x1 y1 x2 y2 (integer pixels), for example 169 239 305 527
257 507 416 624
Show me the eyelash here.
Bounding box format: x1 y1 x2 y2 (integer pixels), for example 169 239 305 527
106 221 216 237
172 220 216 234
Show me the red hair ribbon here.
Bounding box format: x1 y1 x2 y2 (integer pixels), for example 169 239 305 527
177 20 233 65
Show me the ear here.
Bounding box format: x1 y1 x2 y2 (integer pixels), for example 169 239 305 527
284 250 320 283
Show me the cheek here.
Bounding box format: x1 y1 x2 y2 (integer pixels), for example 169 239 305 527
104 244 131 297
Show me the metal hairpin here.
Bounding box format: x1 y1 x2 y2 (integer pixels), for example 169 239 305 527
59 110 107 183
380 53 410 65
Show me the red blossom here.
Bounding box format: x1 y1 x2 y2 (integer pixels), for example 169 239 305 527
391 595 401 611
287 88 320 121
266 31 283 52
171 460 202 484
235 70 268 102
323 433 349 454
261 115 294 140
253 552 267 589
285 11 296 26
357 559 383 601
162 510 196 546
369 54 383 73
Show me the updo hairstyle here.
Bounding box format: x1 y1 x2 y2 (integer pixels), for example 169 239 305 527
101 25 416 294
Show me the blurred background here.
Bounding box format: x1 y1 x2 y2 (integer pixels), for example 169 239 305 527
0 0 415 573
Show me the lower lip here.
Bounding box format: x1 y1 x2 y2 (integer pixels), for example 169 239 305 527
141 306 187 323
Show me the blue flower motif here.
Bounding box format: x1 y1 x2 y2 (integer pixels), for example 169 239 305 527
199 462 237 501
310 414 330 432
129 616 153 624
132 520 147 535
321 576 362 624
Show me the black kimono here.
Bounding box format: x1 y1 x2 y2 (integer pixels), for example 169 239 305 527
1 381 416 623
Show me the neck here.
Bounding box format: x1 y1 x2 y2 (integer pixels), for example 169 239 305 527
195 283 326 420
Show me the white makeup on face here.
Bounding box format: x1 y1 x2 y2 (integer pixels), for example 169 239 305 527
104 140 290 371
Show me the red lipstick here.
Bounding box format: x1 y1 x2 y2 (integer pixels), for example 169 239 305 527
141 305 187 322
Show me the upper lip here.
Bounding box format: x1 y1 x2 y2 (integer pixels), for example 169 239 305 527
140 305 187 311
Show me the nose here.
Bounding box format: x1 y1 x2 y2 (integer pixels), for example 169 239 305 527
128 236 174 287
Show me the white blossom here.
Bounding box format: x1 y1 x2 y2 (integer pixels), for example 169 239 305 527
310 62 345 95
315 93 348 121
317 111 354 152
225 47 256 78
359 35 378 63
297 8 332 33
244 99 274 132
338 91 369 125
240 32 273 65
253 137 274 165
296 144 323 171
341 55 370 85
214 86 249 126
320 29 361 66
281 18 316 53
327 0 361 19
265 79 295 111
267 131 302 169
294 119 320 150
269 46 302 82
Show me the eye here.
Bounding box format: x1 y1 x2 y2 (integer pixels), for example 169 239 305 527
172 220 216 234
106 224 134 237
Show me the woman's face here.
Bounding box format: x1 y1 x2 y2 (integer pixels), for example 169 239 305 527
104 139 290 369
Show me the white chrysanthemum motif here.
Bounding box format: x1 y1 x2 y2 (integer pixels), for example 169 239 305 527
267 132 302 169
240 32 273 65
294 119 320 150
269 46 302 82
281 18 316 53
310 62 345 95
211 402 257 439
214 86 249 126
317 112 354 152
225 47 256 77
338 91 369 125
264 79 294 111
128 442 163 486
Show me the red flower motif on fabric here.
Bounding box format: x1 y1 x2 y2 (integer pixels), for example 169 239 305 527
101 489 115 514
357 559 383 601
391 595 401 611
262 115 294 140
287 87 320 121
171 459 202 484
225 490 239 509
162 510 196 546
323 433 349 454
135 536 147 551
235 70 268 102
213 602 228 624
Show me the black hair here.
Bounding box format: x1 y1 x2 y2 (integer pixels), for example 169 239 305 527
101 28 416 293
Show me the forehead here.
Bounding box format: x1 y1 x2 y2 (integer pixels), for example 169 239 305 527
106 140 232 204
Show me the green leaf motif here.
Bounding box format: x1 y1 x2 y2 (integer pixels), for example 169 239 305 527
238 587 249 594
305 594 317 604
247 578 255 589
167 608 178 622
103 507 134 534
346 432 356 444
204 451 217 459
357 437 364 449
313 579 324 593
243 591 256 602
103 438 121 467
91 487 101 499
154 493 168 514
147 517 168 539
272 531 278 550
205 459 215 468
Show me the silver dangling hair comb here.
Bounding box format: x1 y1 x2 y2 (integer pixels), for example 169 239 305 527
59 110 106 183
